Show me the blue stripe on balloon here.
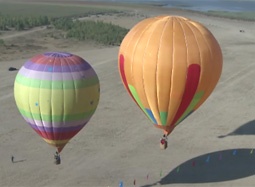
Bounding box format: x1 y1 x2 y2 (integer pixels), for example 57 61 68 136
145 108 157 124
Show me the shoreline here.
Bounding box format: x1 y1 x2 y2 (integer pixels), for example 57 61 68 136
143 2 255 22
97 0 255 22
103 0 255 22
0 0 254 22
79 0 255 22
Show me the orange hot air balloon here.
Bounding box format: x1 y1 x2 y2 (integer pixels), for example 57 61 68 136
118 15 222 145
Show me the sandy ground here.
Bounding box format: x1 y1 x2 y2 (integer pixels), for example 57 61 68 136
1 2 255 187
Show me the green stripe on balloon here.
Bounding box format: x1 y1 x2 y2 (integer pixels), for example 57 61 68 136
160 112 168 126
18 108 96 122
175 91 204 126
128 85 154 123
15 74 99 89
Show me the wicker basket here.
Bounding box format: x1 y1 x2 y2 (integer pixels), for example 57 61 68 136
160 141 168 150
54 159 61 165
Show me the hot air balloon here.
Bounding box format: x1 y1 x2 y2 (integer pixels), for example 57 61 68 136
14 52 100 163
118 15 222 149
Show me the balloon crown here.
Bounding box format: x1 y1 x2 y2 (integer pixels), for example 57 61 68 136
44 52 73 58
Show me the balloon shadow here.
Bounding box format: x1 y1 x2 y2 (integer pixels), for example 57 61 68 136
218 120 255 138
13 159 26 163
141 149 255 186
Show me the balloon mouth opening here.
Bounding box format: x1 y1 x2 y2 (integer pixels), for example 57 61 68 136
57 146 65 153
154 124 175 136
44 52 73 58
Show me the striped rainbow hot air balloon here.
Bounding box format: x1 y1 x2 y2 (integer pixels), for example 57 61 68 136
118 15 222 140
14 52 100 153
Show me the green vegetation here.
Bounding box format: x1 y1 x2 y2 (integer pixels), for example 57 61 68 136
53 18 129 46
0 15 51 30
0 2 129 46
0 39 5 46
0 2 120 17
0 2 122 30
207 11 255 21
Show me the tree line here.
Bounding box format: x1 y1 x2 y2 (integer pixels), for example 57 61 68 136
0 15 50 30
53 17 129 45
0 14 129 46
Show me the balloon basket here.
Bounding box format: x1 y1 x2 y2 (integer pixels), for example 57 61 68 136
160 141 168 150
54 158 61 165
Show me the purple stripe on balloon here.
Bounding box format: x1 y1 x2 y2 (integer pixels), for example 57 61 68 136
23 117 91 128
44 52 73 58
24 60 92 72
19 67 97 81
29 123 86 133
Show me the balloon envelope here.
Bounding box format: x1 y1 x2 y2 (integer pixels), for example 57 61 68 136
14 52 100 152
118 15 222 135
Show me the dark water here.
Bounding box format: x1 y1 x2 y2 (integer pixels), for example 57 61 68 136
107 0 255 12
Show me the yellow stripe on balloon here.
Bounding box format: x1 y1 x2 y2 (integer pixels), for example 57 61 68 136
14 83 99 115
43 138 69 147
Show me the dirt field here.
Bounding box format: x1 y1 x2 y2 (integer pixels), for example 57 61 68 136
1 1 255 187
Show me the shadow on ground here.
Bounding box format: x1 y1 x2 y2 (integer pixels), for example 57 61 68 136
219 120 255 138
13 159 26 163
142 149 255 186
